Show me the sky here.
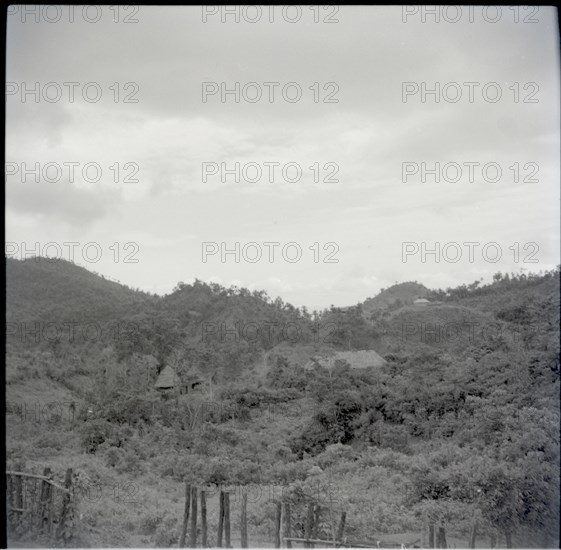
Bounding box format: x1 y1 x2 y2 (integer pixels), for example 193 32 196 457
5 5 560 310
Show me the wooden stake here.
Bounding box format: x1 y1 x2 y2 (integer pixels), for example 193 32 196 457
56 468 73 541
274 501 282 548
311 504 320 542
304 502 314 548
283 502 292 549
336 511 346 542
7 474 13 530
21 473 27 528
201 490 207 548
240 491 248 548
179 483 191 548
217 491 224 548
469 521 477 549
438 526 447 549
190 487 198 548
224 491 231 548
15 463 23 530
29 478 38 532
428 524 435 549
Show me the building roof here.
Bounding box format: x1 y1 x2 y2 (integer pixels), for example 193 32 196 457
305 349 387 371
154 365 179 389
414 298 430 304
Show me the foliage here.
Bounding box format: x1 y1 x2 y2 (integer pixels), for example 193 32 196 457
5 259 560 547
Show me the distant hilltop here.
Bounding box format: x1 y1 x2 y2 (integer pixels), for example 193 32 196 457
361 281 429 315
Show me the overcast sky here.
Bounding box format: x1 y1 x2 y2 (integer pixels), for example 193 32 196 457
6 6 560 310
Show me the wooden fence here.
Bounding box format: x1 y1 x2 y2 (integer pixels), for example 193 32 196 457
177 483 351 549
6 465 75 543
177 483 428 549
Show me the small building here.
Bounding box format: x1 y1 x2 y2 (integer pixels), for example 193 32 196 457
184 372 205 393
155 364 207 397
154 365 180 398
413 298 430 306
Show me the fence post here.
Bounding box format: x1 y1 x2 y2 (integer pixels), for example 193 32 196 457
224 491 231 548
7 473 14 530
438 526 447 549
428 524 435 549
274 501 282 548
201 490 207 548
217 491 224 548
311 504 320 542
241 491 248 548
304 502 314 548
469 521 477 549
336 511 346 542
56 468 74 542
179 483 191 548
190 487 198 548
282 502 292 549
48 477 55 535
28 478 38 533
15 462 24 531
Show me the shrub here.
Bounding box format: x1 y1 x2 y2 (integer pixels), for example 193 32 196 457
115 449 145 475
139 511 164 535
266 356 308 391
79 419 114 453
104 447 124 468
220 387 302 409
154 518 179 547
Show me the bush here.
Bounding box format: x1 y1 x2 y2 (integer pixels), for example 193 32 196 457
154 523 179 547
34 431 67 451
316 442 358 468
80 419 114 453
104 447 124 468
139 511 164 535
266 356 308 391
115 449 146 475
220 387 302 409
99 394 155 426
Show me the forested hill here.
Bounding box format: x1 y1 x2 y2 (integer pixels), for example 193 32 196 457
6 257 328 383
361 281 429 315
5 257 560 548
6 255 154 322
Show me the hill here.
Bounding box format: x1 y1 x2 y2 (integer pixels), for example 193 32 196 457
5 258 560 548
361 281 429 317
6 256 153 324
377 303 513 356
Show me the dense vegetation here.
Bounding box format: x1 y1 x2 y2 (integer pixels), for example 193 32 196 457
5 257 560 548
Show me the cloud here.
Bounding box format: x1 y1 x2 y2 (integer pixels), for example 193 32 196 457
5 6 559 309
6 180 121 228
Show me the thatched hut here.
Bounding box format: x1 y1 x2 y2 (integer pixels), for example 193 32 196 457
154 365 180 398
154 364 206 398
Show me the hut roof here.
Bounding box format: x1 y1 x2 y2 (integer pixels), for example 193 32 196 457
154 365 179 389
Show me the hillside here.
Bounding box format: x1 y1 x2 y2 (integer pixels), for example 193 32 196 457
5 258 560 548
361 282 429 317
6 257 153 324
377 303 514 356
